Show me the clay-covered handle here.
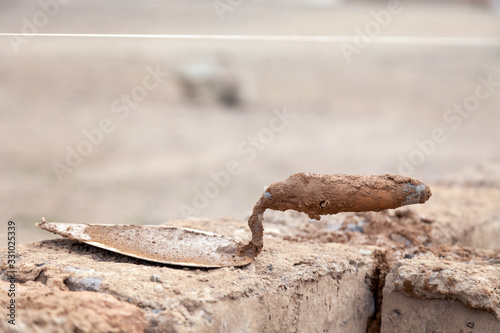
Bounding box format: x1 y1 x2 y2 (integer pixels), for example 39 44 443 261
240 173 432 258
263 173 432 220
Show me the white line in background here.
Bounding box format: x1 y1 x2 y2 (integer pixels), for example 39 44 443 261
1 33 500 46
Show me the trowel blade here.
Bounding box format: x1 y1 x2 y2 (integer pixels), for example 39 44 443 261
36 221 253 268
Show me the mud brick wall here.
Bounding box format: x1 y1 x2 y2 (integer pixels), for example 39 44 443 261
1 164 500 332
1 235 378 332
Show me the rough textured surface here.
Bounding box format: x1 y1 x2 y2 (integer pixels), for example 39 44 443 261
0 280 148 333
263 173 431 220
381 288 500 333
391 248 500 320
266 166 500 332
1 218 378 333
412 185 500 250
382 248 500 332
417 160 500 250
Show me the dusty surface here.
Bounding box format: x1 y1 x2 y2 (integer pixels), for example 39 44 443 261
382 282 500 333
394 247 500 319
282 209 432 249
412 183 500 250
382 248 500 332
0 280 148 333
1 219 378 333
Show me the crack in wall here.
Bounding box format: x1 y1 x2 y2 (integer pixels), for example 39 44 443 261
366 249 391 333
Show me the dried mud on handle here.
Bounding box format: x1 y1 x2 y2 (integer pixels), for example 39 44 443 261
238 173 432 258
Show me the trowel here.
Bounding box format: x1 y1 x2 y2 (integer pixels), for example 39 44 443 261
37 173 431 267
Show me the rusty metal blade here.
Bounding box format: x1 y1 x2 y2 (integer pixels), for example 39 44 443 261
36 221 253 267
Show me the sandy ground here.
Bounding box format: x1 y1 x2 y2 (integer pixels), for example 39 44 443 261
0 1 499 245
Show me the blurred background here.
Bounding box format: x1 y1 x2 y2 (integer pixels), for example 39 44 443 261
1 0 499 245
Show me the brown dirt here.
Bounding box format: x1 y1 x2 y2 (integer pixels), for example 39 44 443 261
281 206 499 330
391 249 500 320
382 259 500 332
284 208 433 249
279 208 434 331
1 222 379 332
0 280 147 333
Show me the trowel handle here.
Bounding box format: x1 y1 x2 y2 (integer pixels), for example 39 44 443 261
262 173 431 220
241 173 432 258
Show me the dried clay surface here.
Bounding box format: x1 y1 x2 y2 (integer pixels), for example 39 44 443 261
1 218 379 333
381 247 500 332
392 247 500 319
0 280 148 333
